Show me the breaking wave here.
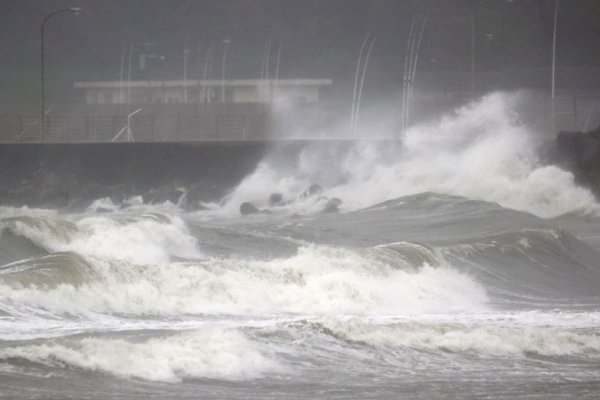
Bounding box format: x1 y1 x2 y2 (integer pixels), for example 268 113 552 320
0 245 488 317
293 317 600 358
0 327 280 382
1 212 201 265
217 93 599 218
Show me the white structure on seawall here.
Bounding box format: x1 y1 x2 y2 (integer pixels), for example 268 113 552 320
74 79 332 105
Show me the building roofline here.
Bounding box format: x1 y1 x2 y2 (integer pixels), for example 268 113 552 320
75 79 333 89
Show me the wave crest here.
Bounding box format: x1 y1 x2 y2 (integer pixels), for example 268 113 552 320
301 318 600 358
0 245 488 317
0 327 280 382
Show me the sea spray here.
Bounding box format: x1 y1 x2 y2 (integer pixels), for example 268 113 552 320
0 244 488 316
290 317 600 357
2 213 201 265
0 327 280 382
219 92 599 218
2 93 600 398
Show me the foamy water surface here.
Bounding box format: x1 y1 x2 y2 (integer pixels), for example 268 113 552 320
1 93 600 399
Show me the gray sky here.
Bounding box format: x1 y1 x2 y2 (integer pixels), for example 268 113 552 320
1 0 599 106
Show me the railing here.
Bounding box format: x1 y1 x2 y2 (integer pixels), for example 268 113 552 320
0 104 272 143
1 93 599 143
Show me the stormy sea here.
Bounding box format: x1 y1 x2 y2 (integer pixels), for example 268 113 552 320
1 94 600 399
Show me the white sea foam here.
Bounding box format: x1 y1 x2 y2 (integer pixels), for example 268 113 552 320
0 206 58 220
0 327 280 382
219 92 600 218
4 213 201 265
86 196 184 214
316 318 600 357
0 245 488 316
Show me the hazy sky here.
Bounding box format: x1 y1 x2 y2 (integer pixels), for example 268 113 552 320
1 0 599 105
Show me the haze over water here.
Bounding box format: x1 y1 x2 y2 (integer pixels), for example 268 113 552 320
1 93 600 398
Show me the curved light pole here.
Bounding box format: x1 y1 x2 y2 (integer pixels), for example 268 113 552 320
551 0 559 133
41 7 81 141
221 39 231 103
183 47 191 103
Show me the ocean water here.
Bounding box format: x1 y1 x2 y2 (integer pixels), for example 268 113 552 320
1 93 600 399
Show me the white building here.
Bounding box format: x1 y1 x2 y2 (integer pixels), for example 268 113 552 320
74 79 332 105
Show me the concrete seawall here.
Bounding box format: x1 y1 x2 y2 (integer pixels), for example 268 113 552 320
0 141 276 208
1 135 598 210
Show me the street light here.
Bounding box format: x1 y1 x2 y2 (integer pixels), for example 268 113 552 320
183 48 191 103
40 7 81 142
221 39 231 103
551 0 559 133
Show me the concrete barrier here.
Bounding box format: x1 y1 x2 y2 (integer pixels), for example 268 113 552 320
0 141 274 208
2 132 598 210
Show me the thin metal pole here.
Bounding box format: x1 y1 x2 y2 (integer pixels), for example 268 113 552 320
409 16 427 112
183 47 190 103
354 39 375 135
260 42 267 80
127 43 134 106
265 39 272 102
274 41 282 80
260 39 272 102
202 43 213 103
404 18 420 133
402 19 417 133
221 39 231 103
41 20 45 141
351 33 371 132
264 39 272 80
194 40 204 106
551 0 559 133
273 40 282 101
40 8 81 142
471 6 475 96
119 42 126 112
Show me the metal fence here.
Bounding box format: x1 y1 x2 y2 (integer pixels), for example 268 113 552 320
0 103 272 143
1 93 599 143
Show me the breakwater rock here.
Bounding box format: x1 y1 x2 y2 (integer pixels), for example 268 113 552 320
549 125 600 196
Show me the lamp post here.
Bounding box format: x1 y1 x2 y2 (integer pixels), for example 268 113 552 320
551 0 559 133
470 5 475 96
40 7 81 142
221 39 231 103
183 48 191 103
